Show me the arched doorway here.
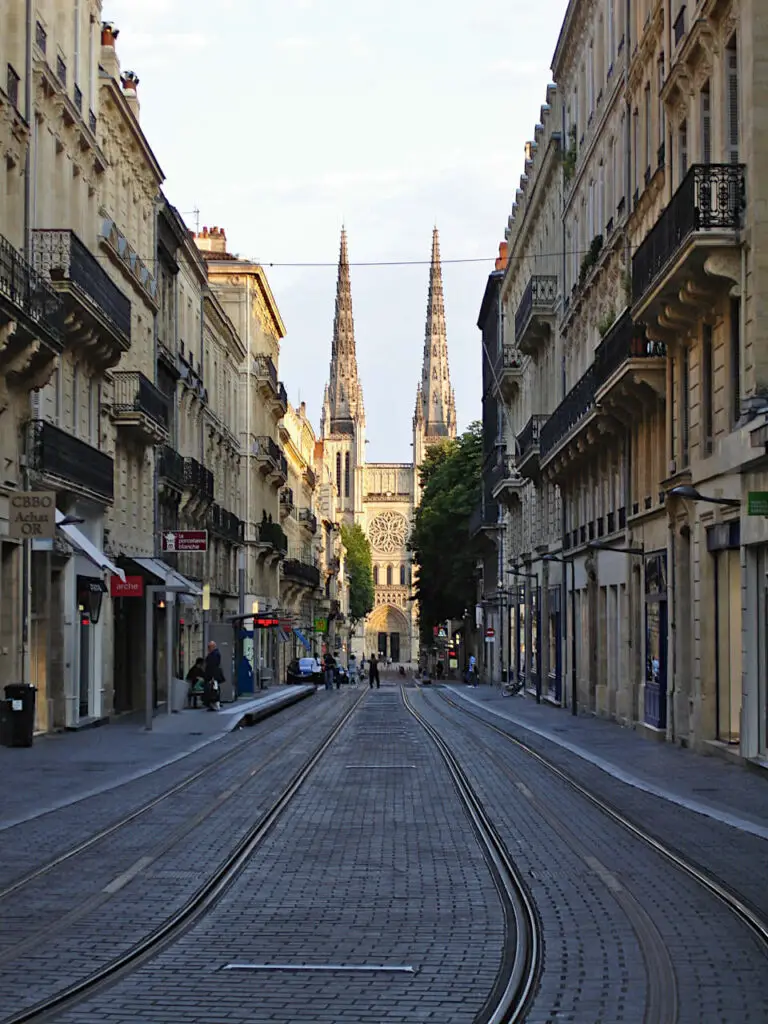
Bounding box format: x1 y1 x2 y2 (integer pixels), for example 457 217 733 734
365 604 410 665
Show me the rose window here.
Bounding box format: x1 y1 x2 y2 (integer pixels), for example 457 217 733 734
369 511 408 554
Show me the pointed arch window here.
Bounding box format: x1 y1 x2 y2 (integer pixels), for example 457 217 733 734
386 565 393 586
399 564 406 586
336 452 341 495
373 565 379 585
344 451 350 497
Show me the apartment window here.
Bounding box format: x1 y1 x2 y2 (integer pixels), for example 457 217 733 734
56 54 67 87
702 324 713 454
335 452 341 496
681 347 690 467
588 180 595 238
670 357 677 462
598 161 605 232
587 42 595 114
344 451 350 498
700 81 711 164
6 64 19 110
731 297 741 425
72 363 80 435
726 37 739 164
658 54 665 147
644 82 652 178
88 378 98 445
633 110 639 195
74 0 81 89
607 0 615 65
679 120 688 182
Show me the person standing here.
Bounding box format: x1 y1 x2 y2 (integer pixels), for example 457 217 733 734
369 653 380 689
323 650 336 691
468 653 478 687
204 641 223 711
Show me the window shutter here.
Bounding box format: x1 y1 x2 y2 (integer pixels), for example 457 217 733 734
701 85 711 165
727 48 739 164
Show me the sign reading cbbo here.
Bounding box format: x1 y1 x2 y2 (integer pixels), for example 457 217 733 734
9 491 56 540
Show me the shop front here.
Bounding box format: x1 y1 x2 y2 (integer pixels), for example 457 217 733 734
643 551 668 731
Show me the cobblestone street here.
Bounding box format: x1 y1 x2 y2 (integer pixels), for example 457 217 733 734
1 682 767 1023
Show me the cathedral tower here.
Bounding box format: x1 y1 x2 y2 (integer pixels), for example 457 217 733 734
321 228 366 519
413 228 457 491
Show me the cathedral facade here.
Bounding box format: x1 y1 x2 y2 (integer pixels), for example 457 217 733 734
319 228 456 666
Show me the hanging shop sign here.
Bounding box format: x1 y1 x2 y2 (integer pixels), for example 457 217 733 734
747 491 768 516
161 530 208 552
9 491 56 539
110 575 144 598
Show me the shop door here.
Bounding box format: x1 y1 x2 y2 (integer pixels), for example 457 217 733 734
644 600 668 729
389 633 400 663
377 632 388 658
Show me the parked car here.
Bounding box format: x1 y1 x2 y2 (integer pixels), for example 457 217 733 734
286 657 323 685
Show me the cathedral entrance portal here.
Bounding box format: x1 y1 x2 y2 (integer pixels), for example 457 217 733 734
366 605 410 665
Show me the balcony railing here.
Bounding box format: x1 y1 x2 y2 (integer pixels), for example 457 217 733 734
0 234 63 350
112 371 169 432
280 487 294 508
304 465 316 489
35 21 47 53
183 456 214 502
27 419 114 503
469 501 499 538
158 445 185 490
632 164 746 304
517 414 549 462
502 345 523 370
299 508 318 533
540 365 598 460
277 381 288 408
257 519 288 554
253 354 278 389
515 274 558 343
594 311 666 387
282 558 321 589
32 229 131 346
487 450 517 495
208 503 243 544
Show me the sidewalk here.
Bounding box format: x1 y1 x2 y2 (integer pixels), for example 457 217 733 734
446 684 768 840
0 686 314 831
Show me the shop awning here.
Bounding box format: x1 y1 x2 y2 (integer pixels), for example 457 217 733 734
56 510 126 582
129 556 203 597
293 628 311 651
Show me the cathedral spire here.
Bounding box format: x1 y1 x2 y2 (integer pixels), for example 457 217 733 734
417 227 456 439
322 227 364 437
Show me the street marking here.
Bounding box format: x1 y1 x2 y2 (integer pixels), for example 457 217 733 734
102 855 154 894
221 963 415 973
345 765 416 769
516 782 534 799
584 855 623 893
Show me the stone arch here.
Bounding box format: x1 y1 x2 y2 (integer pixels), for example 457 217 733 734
365 604 411 665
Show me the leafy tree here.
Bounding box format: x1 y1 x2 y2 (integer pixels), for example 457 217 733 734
340 522 375 624
410 423 483 643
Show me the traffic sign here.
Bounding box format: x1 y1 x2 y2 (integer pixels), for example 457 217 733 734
9 491 56 539
485 627 495 638
438 628 447 639
161 530 208 552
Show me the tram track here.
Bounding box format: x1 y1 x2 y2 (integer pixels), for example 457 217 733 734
0 689 366 1024
401 686 541 1024
0 692 318 905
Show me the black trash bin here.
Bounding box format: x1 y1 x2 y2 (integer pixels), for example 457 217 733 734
3 684 36 747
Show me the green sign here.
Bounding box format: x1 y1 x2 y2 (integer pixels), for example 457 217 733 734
747 491 768 516
314 617 328 634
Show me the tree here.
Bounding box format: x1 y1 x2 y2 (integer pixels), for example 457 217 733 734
410 423 483 642
340 522 375 624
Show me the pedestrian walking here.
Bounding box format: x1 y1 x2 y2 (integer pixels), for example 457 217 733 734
468 653 478 687
323 650 336 691
369 653 380 689
204 641 223 711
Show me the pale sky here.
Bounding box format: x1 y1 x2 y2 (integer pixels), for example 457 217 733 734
106 0 569 462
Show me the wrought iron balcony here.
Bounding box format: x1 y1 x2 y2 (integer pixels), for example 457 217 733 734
469 501 500 540
257 519 288 555
280 487 294 515
208 503 243 544
254 435 287 484
593 311 666 406
27 419 114 503
253 355 288 416
253 354 278 389
183 456 214 503
497 344 524 400
111 371 169 444
516 414 549 478
299 508 318 533
32 229 131 364
0 234 63 372
282 557 321 589
158 445 185 491
515 275 557 355
489 450 526 506
632 164 746 314
540 366 598 462
304 465 316 490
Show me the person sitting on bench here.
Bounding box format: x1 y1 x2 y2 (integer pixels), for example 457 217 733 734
186 657 206 708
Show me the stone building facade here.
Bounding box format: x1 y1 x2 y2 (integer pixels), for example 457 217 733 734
318 227 457 666
482 0 768 762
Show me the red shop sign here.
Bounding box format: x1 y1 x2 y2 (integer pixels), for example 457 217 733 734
110 575 144 598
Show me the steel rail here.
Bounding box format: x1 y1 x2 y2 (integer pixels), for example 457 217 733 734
2 689 366 1024
0 693 317 902
434 687 768 954
401 686 541 1024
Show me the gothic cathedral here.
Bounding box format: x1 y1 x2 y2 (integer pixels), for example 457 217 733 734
319 227 456 665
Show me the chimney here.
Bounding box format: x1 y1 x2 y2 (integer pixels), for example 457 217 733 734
495 242 508 272
100 22 120 81
194 225 228 255
121 70 140 121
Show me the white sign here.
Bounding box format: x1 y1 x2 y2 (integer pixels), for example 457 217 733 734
9 491 56 540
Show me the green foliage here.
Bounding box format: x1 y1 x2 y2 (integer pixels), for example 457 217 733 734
598 309 617 338
578 233 604 286
340 522 374 624
410 424 483 643
563 125 578 184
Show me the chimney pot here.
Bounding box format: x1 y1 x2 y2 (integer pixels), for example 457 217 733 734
101 21 119 47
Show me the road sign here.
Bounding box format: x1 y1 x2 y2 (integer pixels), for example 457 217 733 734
9 491 56 539
314 617 328 634
747 491 768 516
161 530 208 552
485 627 495 638
110 575 144 598
437 628 447 639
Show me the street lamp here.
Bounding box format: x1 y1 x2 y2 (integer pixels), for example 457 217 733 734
588 538 645 556
543 553 577 716
507 566 540 703
667 484 741 508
